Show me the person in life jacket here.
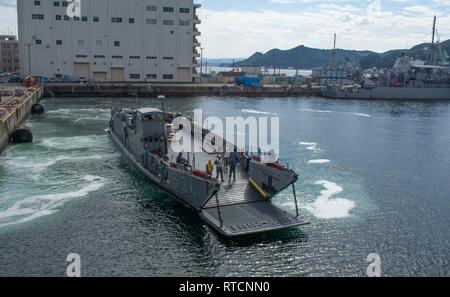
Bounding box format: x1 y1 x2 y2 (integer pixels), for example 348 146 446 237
214 155 224 182
206 160 214 177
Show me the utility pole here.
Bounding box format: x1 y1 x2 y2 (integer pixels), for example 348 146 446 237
200 47 204 83
272 52 276 75
27 43 32 76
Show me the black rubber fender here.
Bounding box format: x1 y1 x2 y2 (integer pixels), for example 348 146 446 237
11 126 33 143
31 103 45 114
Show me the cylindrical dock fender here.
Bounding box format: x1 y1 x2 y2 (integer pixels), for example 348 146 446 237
42 89 55 98
11 126 33 143
31 103 45 114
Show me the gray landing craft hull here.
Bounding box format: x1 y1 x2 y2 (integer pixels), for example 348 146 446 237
109 128 309 238
323 87 450 100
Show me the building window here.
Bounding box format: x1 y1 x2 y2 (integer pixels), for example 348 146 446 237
62 1 68 7
163 74 174 80
114 41 120 47
129 74 140 79
129 56 140 59
163 20 174 26
96 40 103 47
94 55 105 59
147 74 157 79
35 40 42 45
64 15 70 21
56 40 63 45
34 1 41 6
111 17 123 23
179 19 190 26
55 15 62 21
146 56 157 60
146 5 157 11
53 1 60 6
82 16 88 22
75 55 88 58
163 57 174 60
77 40 84 46
32 14 45 20
163 7 174 13
129 18 135 24
93 16 100 22
146 19 157 25
179 8 190 13
112 55 123 59
73 16 80 21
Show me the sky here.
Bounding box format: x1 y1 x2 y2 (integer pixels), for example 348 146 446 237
1 0 449 58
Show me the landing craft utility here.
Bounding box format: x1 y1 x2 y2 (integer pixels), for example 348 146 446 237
108 107 309 237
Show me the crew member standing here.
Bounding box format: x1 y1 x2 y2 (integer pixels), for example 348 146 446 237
214 155 224 182
228 151 238 183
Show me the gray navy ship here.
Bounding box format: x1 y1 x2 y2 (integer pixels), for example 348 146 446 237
322 17 450 100
108 107 309 237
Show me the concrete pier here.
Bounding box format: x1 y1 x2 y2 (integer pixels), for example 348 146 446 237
0 86 42 153
45 83 322 98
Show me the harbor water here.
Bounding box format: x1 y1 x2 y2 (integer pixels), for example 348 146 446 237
0 97 449 276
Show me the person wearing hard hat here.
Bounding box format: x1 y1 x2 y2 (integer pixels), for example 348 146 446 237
206 160 214 178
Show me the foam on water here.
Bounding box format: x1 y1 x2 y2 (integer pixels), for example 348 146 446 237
241 109 278 115
303 180 356 219
302 108 371 118
353 113 372 117
308 159 331 164
40 135 109 150
302 108 333 114
3 155 105 172
299 142 321 152
0 175 106 227
47 108 110 123
47 108 110 114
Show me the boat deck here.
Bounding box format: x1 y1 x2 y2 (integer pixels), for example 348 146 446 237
166 126 309 237
201 202 310 237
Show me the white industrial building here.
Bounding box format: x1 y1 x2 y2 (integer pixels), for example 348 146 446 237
17 0 201 82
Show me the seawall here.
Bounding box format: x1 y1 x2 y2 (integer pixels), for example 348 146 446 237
0 86 42 154
45 83 322 98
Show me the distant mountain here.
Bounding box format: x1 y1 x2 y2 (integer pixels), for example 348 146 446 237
233 45 376 69
203 58 245 67
233 40 450 70
359 39 450 69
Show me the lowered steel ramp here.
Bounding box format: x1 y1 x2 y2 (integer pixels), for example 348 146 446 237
201 201 309 237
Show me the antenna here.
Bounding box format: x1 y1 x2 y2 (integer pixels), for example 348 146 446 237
432 16 436 45
135 87 138 109
331 33 337 69
272 52 276 75
430 16 437 65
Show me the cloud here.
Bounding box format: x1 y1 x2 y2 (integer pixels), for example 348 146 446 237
0 0 449 58
0 0 16 8
197 1 450 58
